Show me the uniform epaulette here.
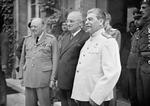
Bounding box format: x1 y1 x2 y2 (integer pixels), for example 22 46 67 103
23 35 31 38
102 32 112 39
46 33 56 39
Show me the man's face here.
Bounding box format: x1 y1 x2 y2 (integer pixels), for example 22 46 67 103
67 13 81 33
129 22 136 33
85 13 102 34
140 3 150 18
30 20 43 37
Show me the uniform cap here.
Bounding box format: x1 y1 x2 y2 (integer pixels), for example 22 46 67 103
141 0 150 6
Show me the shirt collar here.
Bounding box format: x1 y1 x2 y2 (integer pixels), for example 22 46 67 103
72 29 81 37
38 32 44 41
90 28 105 39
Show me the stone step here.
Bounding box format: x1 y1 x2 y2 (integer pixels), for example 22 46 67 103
7 93 25 106
6 79 25 93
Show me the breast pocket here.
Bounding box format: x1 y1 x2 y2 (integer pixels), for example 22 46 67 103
37 48 51 61
88 48 99 54
39 44 51 53
25 46 33 55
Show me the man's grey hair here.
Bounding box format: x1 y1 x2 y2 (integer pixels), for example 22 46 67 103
32 17 45 25
87 8 106 20
68 11 83 21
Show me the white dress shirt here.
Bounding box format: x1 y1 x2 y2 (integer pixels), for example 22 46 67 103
71 28 121 105
72 29 81 37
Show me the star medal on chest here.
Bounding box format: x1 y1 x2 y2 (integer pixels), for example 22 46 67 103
38 41 47 47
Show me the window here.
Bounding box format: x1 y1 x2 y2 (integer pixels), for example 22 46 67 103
28 0 39 20
28 0 57 20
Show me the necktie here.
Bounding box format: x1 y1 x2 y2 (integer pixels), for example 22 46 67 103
70 33 73 40
36 37 39 43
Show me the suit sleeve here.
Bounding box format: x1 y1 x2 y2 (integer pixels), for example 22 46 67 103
18 39 26 79
51 37 58 81
1 33 8 66
90 39 121 105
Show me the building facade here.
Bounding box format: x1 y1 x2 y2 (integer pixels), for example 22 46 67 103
15 0 129 39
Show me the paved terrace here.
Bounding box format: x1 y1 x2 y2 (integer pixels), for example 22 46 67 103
6 78 130 106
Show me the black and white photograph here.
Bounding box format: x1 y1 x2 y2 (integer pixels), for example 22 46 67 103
0 0 150 106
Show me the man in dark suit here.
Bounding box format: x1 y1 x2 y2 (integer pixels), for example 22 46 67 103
56 11 89 106
0 32 8 106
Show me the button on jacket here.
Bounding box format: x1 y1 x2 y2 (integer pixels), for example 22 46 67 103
71 29 121 105
19 32 58 88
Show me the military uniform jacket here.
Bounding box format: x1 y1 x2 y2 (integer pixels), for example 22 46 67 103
19 32 58 88
71 29 121 105
137 21 150 57
127 29 140 69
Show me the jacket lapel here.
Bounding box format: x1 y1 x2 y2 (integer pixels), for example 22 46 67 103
60 30 83 57
60 32 71 52
36 32 46 46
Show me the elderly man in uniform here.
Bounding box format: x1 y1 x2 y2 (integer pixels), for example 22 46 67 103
19 18 58 106
136 0 150 106
71 8 121 106
56 11 89 106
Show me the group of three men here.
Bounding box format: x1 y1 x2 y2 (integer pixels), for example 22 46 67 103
19 8 121 106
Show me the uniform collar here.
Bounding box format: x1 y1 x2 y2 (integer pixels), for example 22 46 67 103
92 28 105 37
89 28 105 41
38 32 44 42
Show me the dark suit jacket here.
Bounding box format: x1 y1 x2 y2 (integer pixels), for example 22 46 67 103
120 31 132 67
57 30 89 90
0 32 8 71
0 32 8 105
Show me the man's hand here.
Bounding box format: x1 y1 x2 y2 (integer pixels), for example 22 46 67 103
2 64 7 73
20 79 24 86
89 98 98 106
49 80 56 88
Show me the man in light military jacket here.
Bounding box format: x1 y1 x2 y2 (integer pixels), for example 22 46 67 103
19 18 58 106
71 8 121 106
136 0 150 105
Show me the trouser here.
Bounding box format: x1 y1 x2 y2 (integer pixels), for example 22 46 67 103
138 70 150 106
0 71 6 106
137 59 150 106
58 88 77 106
77 101 110 106
25 87 51 106
128 68 138 106
117 66 129 99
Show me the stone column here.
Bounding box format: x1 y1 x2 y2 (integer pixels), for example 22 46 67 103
18 0 28 39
